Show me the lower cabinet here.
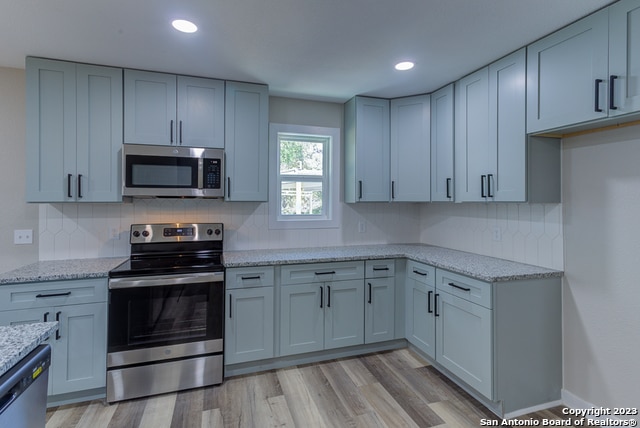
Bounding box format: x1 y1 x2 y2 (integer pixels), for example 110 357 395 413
225 267 275 364
365 260 395 344
280 261 365 356
405 261 436 357
0 279 107 398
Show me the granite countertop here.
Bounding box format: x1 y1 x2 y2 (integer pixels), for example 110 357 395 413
0 322 58 377
0 257 127 286
223 244 563 282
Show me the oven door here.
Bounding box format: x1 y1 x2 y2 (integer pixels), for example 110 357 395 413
108 271 224 367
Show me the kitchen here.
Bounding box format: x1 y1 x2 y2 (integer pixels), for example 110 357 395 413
0 0 639 426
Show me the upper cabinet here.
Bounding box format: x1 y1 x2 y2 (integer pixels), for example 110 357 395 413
430 84 455 202
390 94 431 202
124 70 224 148
224 81 269 202
26 57 123 203
527 0 640 133
344 97 391 202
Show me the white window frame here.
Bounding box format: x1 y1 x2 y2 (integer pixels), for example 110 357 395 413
269 123 341 229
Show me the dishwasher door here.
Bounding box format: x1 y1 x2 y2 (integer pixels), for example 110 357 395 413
0 344 51 428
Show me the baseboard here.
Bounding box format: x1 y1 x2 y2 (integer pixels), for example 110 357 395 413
503 400 563 419
562 389 638 427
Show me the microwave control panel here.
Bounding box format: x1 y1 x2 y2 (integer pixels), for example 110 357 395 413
204 159 221 189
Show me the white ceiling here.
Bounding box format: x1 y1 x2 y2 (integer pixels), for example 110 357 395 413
1 0 615 102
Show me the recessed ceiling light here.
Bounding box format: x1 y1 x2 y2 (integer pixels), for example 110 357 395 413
172 19 198 33
395 61 415 71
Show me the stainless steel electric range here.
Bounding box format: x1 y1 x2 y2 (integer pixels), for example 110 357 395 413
107 223 224 403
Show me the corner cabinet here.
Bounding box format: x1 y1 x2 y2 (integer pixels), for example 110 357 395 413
279 261 365 356
124 70 225 148
344 97 390 202
390 95 431 202
430 84 455 202
224 81 269 201
225 267 275 364
0 279 107 401
26 57 122 202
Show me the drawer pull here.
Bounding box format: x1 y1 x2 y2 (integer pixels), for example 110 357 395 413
448 282 471 292
412 269 428 276
315 271 335 276
372 267 389 271
36 292 72 298
240 276 261 280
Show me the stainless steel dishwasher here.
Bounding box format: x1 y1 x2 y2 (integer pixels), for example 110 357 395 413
0 344 51 428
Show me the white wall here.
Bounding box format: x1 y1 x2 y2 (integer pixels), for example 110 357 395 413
0 67 38 273
562 125 640 409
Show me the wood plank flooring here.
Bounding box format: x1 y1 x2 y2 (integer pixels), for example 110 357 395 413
45 349 576 428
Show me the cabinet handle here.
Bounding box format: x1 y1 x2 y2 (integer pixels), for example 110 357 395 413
67 174 73 198
77 174 83 199
170 120 174 144
487 174 494 198
358 180 363 200
43 312 49 322
314 271 335 276
434 294 440 317
229 294 232 319
372 267 389 271
446 178 452 199
412 269 427 276
55 311 62 340
448 282 471 292
327 286 331 308
240 276 261 280
609 75 618 110
481 175 487 198
36 292 72 298
391 181 395 200
594 79 603 112
368 282 372 304
320 286 323 309
227 177 231 198
179 120 183 145
427 290 433 314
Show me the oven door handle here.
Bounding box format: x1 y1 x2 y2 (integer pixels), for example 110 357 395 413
108 271 224 289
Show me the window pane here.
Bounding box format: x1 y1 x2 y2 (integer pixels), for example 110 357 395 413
279 139 323 176
280 181 323 215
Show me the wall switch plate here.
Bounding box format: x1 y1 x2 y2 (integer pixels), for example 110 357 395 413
14 229 33 245
492 226 502 242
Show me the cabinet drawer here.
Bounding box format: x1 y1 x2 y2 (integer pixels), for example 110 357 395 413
365 259 395 278
0 279 107 311
436 269 492 309
226 266 274 289
281 261 364 285
406 261 435 286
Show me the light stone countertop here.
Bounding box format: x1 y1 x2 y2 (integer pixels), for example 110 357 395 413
223 244 563 282
0 257 127 286
0 322 58 377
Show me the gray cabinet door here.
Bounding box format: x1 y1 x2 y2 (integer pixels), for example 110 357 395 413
455 67 490 202
324 280 364 349
609 0 640 116
177 76 225 148
365 277 395 344
527 9 609 133
489 48 526 202
436 290 493 399
405 279 436 359
124 70 176 145
25 58 76 202
390 95 431 202
225 287 274 364
224 81 269 201
76 64 123 202
280 283 324 356
430 84 455 202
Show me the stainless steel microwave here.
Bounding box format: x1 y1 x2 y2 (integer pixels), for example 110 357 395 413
122 144 224 198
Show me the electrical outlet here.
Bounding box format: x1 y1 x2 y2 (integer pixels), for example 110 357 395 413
110 228 120 240
14 229 33 245
492 226 502 242
358 221 366 233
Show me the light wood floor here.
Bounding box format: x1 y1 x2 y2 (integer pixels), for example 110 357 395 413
45 349 576 428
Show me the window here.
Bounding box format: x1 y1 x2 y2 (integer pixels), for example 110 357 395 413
269 123 340 229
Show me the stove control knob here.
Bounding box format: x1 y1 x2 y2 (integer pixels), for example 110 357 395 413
214 229 221 236
141 230 150 238
206 228 213 236
132 230 140 238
